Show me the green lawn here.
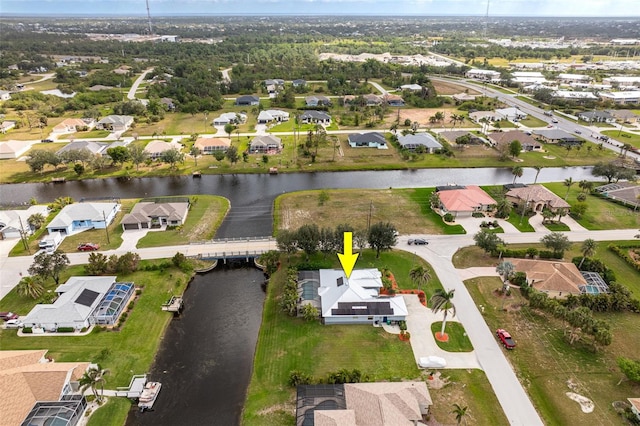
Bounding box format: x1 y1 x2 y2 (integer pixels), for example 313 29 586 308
601 130 640 149
506 209 535 232
519 115 547 128
0 261 192 388
431 322 474 352
408 188 466 235
543 221 571 232
68 129 111 139
86 397 133 426
136 195 230 248
543 182 639 230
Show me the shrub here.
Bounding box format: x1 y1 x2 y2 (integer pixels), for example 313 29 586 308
526 247 539 257
443 213 454 222
539 250 557 259
512 272 527 287
22 327 33 333
472 212 485 218
288 370 313 387
56 327 75 333
398 320 407 331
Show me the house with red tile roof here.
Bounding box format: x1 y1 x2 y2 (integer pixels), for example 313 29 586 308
435 185 497 218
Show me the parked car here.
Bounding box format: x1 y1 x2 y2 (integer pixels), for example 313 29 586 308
4 319 23 328
77 243 100 251
418 356 447 368
41 139 53 143
574 129 582 134
0 312 19 321
497 328 516 349
408 238 428 245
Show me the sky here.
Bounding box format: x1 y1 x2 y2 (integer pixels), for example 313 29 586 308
1 0 638 17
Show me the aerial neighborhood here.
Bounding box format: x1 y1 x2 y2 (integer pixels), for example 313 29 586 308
1 12 640 426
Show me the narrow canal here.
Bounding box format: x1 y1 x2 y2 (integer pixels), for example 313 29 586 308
125 264 266 426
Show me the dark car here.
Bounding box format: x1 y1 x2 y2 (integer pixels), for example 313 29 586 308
77 243 100 251
0 312 19 321
408 238 428 245
41 139 53 143
497 328 516 349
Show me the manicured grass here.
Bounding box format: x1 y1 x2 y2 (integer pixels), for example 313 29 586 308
408 188 466 235
514 96 545 109
430 322 474 352
67 129 111 139
543 221 571 232
452 246 496 269
86 397 133 426
601 130 640 149
506 209 535 232
465 276 640 426
519 115 547 128
136 195 230 248
543 182 639 230
0 261 192 388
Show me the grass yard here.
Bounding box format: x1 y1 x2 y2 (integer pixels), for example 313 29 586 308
543 221 571 232
430 322 474 352
123 112 216 137
518 115 548 128
135 195 230 248
275 188 465 235
543 182 640 230
0 116 67 142
601 130 640 149
507 209 535 232
86 397 133 426
68 129 111 139
0 261 192 388
465 276 640 426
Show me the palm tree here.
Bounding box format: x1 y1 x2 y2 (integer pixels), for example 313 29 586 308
79 366 110 403
511 165 523 184
16 276 44 300
563 177 574 200
496 261 515 282
409 265 431 290
430 289 456 338
578 238 597 268
578 180 593 193
189 145 200 167
27 213 46 230
451 403 469 425
532 166 543 185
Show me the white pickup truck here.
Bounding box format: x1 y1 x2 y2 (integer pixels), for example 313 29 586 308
39 232 63 252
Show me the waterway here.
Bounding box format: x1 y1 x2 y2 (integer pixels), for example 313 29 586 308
125 264 266 426
0 167 597 237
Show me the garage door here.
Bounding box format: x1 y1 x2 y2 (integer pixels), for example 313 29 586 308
123 223 139 230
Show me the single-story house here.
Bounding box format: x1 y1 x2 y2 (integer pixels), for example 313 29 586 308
435 185 496 218
0 350 90 426
509 259 589 299
0 205 49 240
296 382 431 426
465 69 501 81
257 109 290 124
292 79 307 87
607 109 639 122
298 269 408 325
264 78 285 87
0 120 17 133
96 115 134 132
235 95 260 106
487 130 542 151
505 184 570 213
531 129 583 146
400 83 423 91
56 140 108 157
88 84 114 91
452 92 478 103
495 107 527 121
0 90 12 101
47 202 119 235
52 118 95 134
382 94 405 106
363 94 383 106
160 97 175 111
628 398 640 421
599 91 640 105
577 111 615 123
121 201 189 230
0 140 34 159
212 112 247 126
21 276 134 329
305 96 331 107
144 139 182 159
469 110 501 123
249 135 283 153
397 133 442 153
551 90 598 102
194 137 230 154
347 132 388 149
300 110 331 125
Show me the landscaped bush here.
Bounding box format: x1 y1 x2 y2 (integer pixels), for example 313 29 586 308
288 370 313 387
572 257 617 283
56 327 75 333
609 244 640 273
443 213 454 222
526 248 539 257
538 250 558 259
22 327 32 333
472 212 485 218
512 272 527 287
398 320 407 331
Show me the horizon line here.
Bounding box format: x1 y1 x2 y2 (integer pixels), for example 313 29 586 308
2 13 639 18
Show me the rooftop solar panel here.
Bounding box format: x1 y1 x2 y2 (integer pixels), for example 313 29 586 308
75 289 100 307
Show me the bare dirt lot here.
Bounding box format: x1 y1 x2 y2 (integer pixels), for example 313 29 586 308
386 108 471 128
432 80 481 96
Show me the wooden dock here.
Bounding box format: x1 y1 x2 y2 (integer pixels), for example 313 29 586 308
51 177 66 183
268 167 278 175
162 295 184 312
192 171 202 178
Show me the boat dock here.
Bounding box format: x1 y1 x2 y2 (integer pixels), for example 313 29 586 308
161 295 184 312
138 381 162 411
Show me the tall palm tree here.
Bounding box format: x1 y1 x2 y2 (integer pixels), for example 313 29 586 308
532 166 543 185
578 238 597 268
79 366 110 403
27 213 46 230
563 177 574 200
409 265 431 290
430 289 456 338
451 403 469 425
496 261 515 282
511 165 523 184
16 276 44 300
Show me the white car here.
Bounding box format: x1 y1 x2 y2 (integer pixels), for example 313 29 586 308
418 356 447 368
4 319 23 329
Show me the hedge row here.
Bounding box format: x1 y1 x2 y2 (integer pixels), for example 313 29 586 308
609 244 640 273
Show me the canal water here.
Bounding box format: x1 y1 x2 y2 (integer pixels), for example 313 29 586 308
125 264 266 426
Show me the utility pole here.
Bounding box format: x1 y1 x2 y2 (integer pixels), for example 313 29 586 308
18 216 31 254
103 211 110 244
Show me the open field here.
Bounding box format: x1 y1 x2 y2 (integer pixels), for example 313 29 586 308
275 188 462 235
0 116 67 142
465 276 640 426
242 251 507 426
432 80 481 95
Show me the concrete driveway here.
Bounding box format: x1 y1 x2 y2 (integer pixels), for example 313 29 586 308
403 294 481 369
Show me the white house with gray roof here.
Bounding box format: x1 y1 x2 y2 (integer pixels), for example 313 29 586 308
257 109 290 124
348 132 388 149
121 201 189 230
56 141 108 157
96 115 134 132
250 135 283 153
397 133 442 153
299 110 331 125
0 205 49 240
46 202 119 235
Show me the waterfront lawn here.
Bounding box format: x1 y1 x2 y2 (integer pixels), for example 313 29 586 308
430 322 474 352
465 276 640 426
543 182 639 230
136 195 230 248
0 261 191 388
275 188 465 236
86 397 133 426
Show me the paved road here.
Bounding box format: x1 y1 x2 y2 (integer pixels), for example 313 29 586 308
127 68 154 100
